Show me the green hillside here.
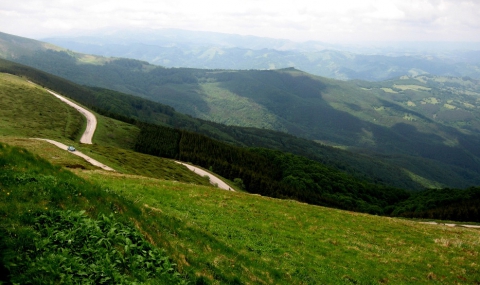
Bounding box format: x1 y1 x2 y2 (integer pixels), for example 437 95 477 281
0 143 189 284
0 73 84 142
0 73 210 186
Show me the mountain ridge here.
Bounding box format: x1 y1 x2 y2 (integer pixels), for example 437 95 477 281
41 29 480 81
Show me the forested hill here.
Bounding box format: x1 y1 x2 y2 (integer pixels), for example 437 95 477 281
0 58 422 190
3 31 480 190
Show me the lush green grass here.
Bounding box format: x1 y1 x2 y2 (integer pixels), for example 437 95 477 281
0 143 189 284
0 73 84 142
79 170 480 284
0 137 212 187
93 114 140 149
81 144 213 186
0 137 96 170
4 210 186 284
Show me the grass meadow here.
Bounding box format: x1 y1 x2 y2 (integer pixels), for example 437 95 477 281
78 170 480 284
0 73 210 186
0 73 84 142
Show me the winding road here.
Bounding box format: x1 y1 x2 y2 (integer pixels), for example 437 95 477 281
34 82 233 190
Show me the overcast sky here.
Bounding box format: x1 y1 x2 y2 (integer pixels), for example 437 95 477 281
1 0 479 43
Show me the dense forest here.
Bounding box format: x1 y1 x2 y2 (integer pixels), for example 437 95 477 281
392 187 480 221
135 122 410 215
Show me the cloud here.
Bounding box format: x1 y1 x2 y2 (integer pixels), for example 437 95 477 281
0 0 479 42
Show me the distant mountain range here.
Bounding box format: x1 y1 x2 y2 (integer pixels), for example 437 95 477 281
41 29 480 81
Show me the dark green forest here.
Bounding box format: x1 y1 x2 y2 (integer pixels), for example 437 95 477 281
135 122 405 214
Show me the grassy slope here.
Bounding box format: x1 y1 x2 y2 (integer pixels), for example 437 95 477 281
0 73 211 186
78 170 480 284
0 143 188 284
2 142 479 284
0 73 84 142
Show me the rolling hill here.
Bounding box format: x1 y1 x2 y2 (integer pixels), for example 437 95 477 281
2 141 479 284
0 57 426 191
2 31 480 189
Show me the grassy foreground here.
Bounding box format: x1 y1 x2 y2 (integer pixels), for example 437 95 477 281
1 141 480 284
79 170 480 284
0 143 188 284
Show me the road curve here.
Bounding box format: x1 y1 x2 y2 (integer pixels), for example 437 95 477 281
175 162 233 191
44 89 97 144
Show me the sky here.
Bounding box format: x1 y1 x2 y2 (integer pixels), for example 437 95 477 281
1 0 479 43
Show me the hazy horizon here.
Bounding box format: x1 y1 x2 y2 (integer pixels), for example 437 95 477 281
1 0 479 44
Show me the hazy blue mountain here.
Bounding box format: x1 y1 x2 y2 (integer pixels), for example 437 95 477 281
42 29 480 81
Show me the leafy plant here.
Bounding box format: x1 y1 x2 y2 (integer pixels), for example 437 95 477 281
4 210 187 284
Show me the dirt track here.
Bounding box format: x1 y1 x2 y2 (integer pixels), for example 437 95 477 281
419 221 480 229
33 138 115 171
175 162 233 191
45 89 97 144
35 83 233 190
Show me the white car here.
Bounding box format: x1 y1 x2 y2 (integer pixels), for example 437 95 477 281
67 146 76 152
